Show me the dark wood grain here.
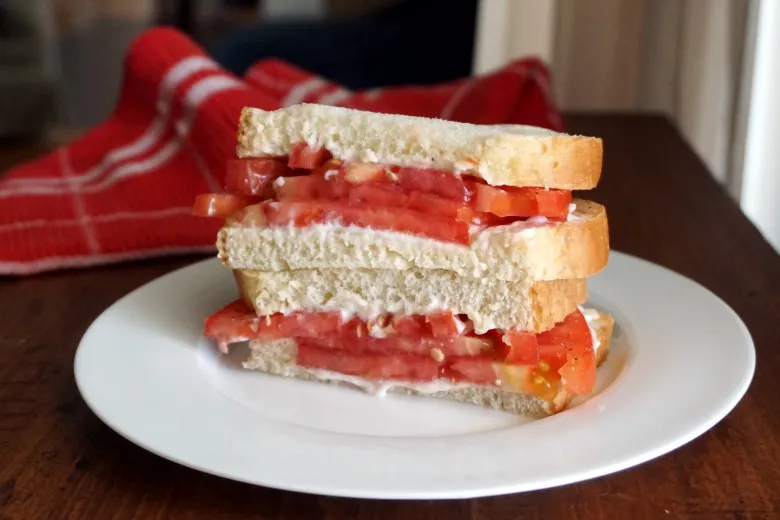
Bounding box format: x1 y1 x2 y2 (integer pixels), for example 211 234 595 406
1 115 779 520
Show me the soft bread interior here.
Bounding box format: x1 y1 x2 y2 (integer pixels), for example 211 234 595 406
219 199 609 283
242 309 615 418
237 104 602 190
235 269 587 334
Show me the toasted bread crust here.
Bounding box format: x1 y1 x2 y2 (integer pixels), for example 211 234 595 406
237 104 602 189
218 199 609 282
242 309 614 418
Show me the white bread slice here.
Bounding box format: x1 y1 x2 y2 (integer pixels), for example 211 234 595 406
242 309 615 418
234 269 587 334
219 199 608 283
237 104 602 189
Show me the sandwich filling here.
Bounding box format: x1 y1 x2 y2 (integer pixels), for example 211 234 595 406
192 143 573 244
205 302 597 401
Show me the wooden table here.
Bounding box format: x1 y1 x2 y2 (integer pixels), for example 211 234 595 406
1 115 779 519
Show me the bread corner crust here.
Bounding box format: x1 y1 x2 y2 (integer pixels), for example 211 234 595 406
236 106 255 157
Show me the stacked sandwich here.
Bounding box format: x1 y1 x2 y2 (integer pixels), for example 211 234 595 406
195 104 613 418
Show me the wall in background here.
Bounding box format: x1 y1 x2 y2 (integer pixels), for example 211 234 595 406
476 0 748 183
474 0 777 251
562 0 746 186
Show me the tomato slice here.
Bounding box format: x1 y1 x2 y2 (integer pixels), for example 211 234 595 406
347 184 406 207
503 330 539 365
222 154 572 224
342 164 470 201
274 175 322 200
536 309 596 394
446 358 498 386
426 312 462 337
297 342 440 381
288 142 332 169
445 360 561 400
261 201 471 244
447 311 595 396
311 335 493 358
225 158 291 196
205 303 491 357
392 315 427 337
536 189 573 218
473 184 571 220
203 301 260 352
391 167 471 201
204 302 596 395
192 193 253 218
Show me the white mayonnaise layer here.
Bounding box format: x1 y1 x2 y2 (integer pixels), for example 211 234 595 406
286 307 603 398
303 367 471 397
579 306 602 354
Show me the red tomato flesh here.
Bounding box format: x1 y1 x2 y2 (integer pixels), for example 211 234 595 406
503 330 539 365
203 301 261 352
258 201 471 244
472 184 572 220
309 335 494 358
205 303 482 355
192 193 254 218
218 155 573 235
205 303 596 395
426 312 463 337
297 342 441 382
225 158 292 196
288 142 332 169
536 309 596 394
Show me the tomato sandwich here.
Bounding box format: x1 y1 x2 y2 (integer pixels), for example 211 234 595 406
195 103 614 418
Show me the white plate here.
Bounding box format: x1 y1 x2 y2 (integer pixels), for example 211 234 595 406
74 251 755 499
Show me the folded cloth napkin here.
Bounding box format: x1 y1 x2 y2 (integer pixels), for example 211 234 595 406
0 27 563 275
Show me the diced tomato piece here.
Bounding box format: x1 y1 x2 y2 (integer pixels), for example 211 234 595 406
392 315 428 337
557 351 596 395
192 194 253 218
446 358 497 386
473 184 535 217
426 312 461 337
205 304 358 344
536 309 596 394
432 336 493 356
446 359 561 400
392 167 471 201
503 330 539 365
288 142 331 169
347 184 407 208
235 204 267 226
344 163 386 183
406 191 470 218
297 342 440 381
346 185 470 218
261 201 471 244
225 158 291 196
536 189 573 219
204 301 260 352
473 184 571 220
261 312 351 339
274 175 322 200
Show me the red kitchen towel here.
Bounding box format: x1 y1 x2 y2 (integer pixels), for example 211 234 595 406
0 27 563 275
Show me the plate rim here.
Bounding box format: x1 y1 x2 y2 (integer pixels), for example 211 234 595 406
73 250 756 499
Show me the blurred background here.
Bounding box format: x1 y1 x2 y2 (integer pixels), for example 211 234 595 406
1 0 777 253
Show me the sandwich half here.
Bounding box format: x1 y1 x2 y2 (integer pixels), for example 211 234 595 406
195 104 613 418
205 270 614 417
